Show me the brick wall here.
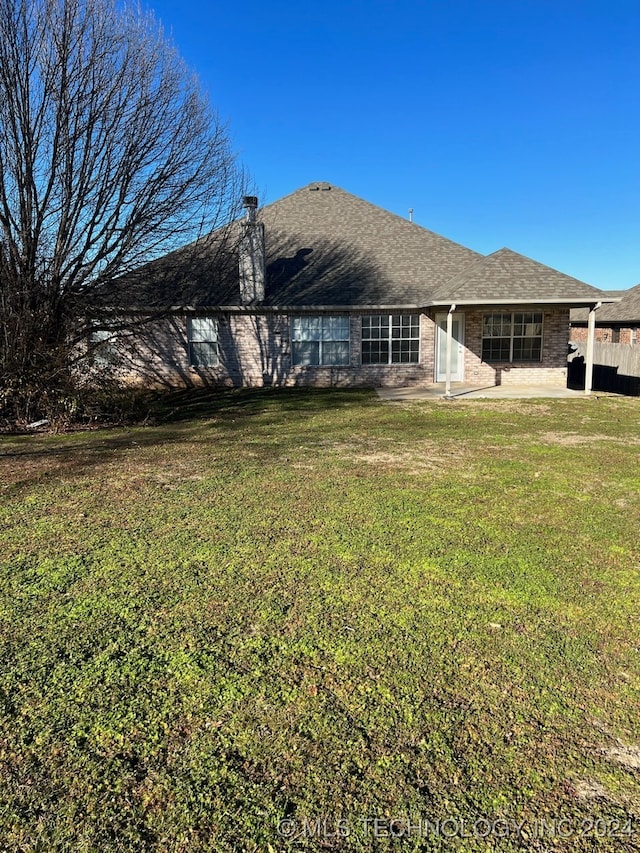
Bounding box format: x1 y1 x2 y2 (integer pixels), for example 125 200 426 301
571 325 638 345
460 309 569 386
114 316 196 388
227 312 438 388
120 308 571 389
284 313 436 388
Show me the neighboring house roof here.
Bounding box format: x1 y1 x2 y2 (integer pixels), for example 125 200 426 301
570 283 640 324
116 181 612 311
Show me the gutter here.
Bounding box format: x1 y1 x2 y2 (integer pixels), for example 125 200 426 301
114 298 622 314
178 297 621 313
177 304 425 313
427 297 621 307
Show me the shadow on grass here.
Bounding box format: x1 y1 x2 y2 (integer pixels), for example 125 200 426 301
149 386 376 423
0 387 378 496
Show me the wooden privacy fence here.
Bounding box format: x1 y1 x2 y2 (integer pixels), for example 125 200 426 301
569 341 640 396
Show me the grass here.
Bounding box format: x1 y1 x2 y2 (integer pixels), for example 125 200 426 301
0 389 639 851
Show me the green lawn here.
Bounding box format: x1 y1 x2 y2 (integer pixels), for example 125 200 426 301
1 390 639 851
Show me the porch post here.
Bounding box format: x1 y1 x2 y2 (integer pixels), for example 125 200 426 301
445 303 456 397
585 301 601 395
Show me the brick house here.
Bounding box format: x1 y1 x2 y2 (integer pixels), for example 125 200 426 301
570 284 640 346
101 182 615 394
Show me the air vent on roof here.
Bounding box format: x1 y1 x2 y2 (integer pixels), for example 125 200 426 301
308 182 331 192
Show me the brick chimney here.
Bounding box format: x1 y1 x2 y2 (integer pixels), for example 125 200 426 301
239 196 265 304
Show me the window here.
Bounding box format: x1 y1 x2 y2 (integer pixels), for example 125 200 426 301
89 329 118 367
361 314 420 364
291 316 350 366
482 312 543 362
188 317 218 367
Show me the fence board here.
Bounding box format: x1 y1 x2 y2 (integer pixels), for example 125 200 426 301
569 341 640 395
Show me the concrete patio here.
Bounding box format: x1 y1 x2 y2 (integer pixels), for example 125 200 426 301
376 383 589 401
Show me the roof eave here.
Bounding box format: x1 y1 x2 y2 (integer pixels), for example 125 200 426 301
183 297 623 312
181 304 425 312
427 297 622 307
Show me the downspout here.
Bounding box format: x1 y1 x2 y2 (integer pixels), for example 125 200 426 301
585 301 601 395
445 303 456 398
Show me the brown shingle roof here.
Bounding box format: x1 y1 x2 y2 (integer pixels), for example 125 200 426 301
433 247 606 304
570 283 640 324
119 182 613 310
258 181 481 306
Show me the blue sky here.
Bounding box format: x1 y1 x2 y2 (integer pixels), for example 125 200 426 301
148 0 639 289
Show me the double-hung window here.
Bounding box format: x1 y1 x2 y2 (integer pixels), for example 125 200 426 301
89 329 118 367
188 317 218 367
361 314 420 364
482 312 543 362
291 316 350 366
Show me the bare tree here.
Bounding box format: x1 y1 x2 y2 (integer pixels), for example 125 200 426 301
0 0 246 424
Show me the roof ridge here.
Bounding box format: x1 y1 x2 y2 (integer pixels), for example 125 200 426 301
483 245 597 289
433 250 494 299
432 243 606 303
261 181 484 257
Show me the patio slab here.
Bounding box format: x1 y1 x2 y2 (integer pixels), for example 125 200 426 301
376 383 588 401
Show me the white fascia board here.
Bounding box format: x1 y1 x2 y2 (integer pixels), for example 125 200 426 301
185 304 423 313
176 298 621 312
426 297 621 307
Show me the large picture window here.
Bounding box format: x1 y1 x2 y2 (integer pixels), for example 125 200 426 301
188 317 218 367
291 316 350 366
361 314 420 364
482 312 543 362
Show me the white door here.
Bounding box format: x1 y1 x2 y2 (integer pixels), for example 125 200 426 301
435 313 465 382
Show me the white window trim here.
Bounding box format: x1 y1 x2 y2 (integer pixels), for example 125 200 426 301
482 312 544 363
290 315 351 367
187 316 219 367
88 328 118 367
361 314 421 365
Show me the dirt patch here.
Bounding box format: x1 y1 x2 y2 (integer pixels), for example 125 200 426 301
605 743 640 770
538 432 640 446
331 439 470 472
458 401 554 416
573 778 610 801
347 451 439 470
